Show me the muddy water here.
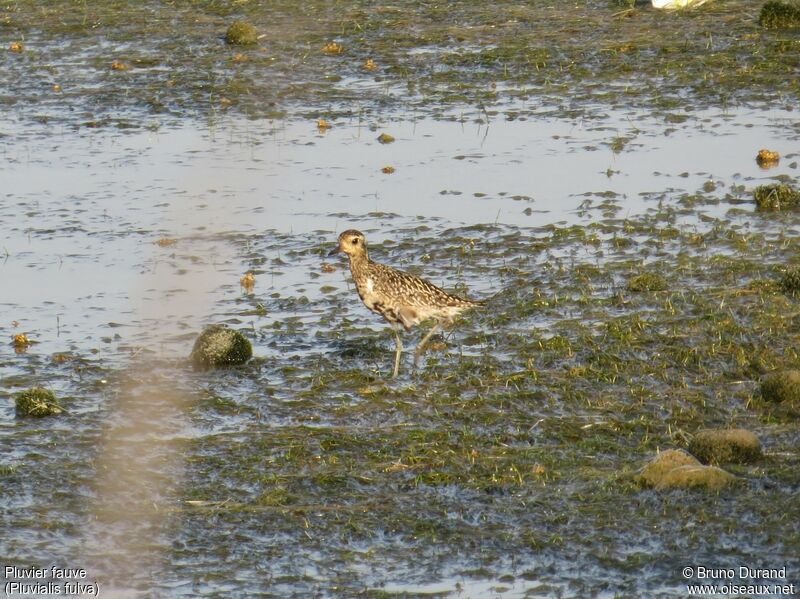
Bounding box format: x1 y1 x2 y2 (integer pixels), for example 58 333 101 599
2 103 799 598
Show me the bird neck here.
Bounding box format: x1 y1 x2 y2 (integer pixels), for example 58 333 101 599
348 250 370 276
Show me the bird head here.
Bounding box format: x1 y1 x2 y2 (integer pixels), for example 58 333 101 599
328 229 367 258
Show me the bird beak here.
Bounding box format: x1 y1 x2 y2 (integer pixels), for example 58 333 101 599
327 242 342 257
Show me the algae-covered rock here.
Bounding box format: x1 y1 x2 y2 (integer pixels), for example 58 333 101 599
760 370 800 404
753 183 800 211
639 449 736 491
688 429 762 465
654 464 736 491
779 267 800 296
759 1 800 28
225 21 258 46
190 325 253 370
627 272 668 292
15 387 64 417
638 449 700 487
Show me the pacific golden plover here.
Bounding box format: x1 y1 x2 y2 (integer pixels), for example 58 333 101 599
328 229 483 377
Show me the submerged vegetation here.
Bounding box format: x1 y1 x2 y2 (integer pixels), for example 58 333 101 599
759 0 800 29
760 370 800 405
754 183 800 211
5 186 799 592
174 208 800 593
15 387 63 417
780 267 800 295
627 271 668 292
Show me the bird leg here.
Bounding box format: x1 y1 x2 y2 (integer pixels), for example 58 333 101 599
413 322 441 369
392 327 403 378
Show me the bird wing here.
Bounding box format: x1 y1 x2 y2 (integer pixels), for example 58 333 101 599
370 262 469 307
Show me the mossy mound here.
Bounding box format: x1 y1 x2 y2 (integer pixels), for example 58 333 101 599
753 183 800 211
15 387 64 417
759 1 800 29
779 267 800 295
627 272 668 292
190 325 253 370
225 21 258 46
688 429 762 465
638 449 735 491
654 465 736 491
760 370 800 404
638 449 700 487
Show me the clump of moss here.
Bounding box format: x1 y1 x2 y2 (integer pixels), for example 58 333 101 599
638 449 735 491
225 21 258 46
779 267 800 295
627 272 668 292
190 325 253 370
377 133 395 144
753 183 800 211
759 1 800 29
255 486 293 506
15 387 64 417
688 429 762 465
760 370 800 404
655 465 736 491
638 449 699 486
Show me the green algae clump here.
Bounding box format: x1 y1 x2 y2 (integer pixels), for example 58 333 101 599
638 449 735 491
688 429 762 465
760 369 800 404
15 387 64 417
759 1 800 28
754 183 800 211
627 272 668 292
779 267 800 296
225 21 258 46
190 325 253 370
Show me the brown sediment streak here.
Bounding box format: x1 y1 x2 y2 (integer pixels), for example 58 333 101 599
81 229 233 592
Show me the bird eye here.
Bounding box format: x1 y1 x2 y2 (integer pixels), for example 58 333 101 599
351 238 358 245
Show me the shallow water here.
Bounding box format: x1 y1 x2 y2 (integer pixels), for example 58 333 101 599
3 105 797 361
2 47 800 599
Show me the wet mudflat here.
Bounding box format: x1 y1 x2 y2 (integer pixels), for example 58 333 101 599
2 1 800 597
